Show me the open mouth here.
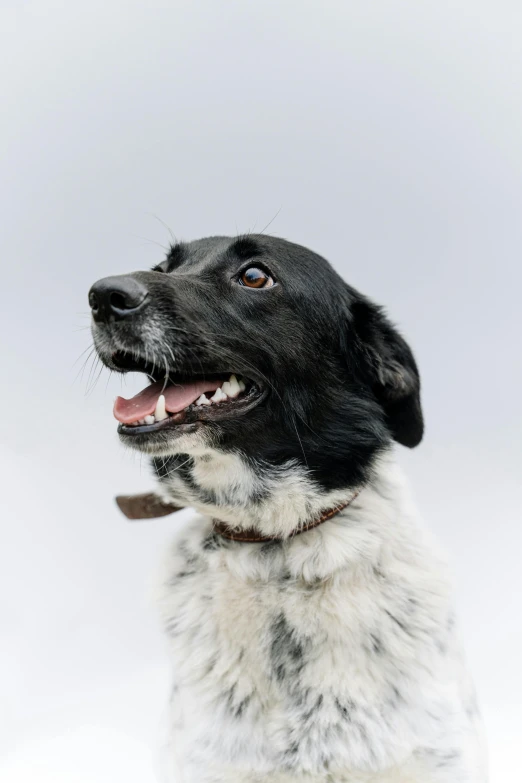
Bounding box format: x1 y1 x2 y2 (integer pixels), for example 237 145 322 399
110 352 264 436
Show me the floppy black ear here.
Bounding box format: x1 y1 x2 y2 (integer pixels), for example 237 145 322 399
349 299 424 448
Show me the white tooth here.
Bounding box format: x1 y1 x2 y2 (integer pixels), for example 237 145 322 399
211 387 228 403
221 381 233 396
138 418 145 425
154 394 168 421
144 415 155 424
238 379 246 392
196 394 211 406
226 375 241 398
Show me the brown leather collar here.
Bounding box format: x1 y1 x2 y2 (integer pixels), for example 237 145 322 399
114 490 361 543
212 491 360 543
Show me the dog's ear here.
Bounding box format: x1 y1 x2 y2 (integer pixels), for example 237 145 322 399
348 298 424 448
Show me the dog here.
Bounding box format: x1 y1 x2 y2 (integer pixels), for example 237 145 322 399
89 235 487 782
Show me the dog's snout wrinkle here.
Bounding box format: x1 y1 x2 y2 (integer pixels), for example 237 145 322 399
89 275 148 323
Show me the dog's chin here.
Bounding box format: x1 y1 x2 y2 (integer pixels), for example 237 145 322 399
118 421 210 456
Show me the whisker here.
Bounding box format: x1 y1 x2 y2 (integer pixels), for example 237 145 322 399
158 455 193 481
86 354 104 396
74 346 97 386
146 213 177 245
258 206 282 236
129 233 169 252
73 342 96 368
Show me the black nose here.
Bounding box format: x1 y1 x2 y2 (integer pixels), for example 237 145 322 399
88 275 148 323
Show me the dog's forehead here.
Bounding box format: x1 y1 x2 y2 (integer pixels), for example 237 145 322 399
162 235 334 280
179 235 267 270
185 236 235 266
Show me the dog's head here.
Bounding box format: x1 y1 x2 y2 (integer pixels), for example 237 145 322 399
90 235 422 493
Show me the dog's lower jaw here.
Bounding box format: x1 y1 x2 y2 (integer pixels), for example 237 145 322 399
156 455 487 782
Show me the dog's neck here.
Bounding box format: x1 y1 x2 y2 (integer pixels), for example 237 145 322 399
154 447 408 539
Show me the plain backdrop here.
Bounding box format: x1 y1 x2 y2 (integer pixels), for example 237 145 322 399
1 1 521 781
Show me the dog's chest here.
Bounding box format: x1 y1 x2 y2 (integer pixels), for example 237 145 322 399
158 522 455 778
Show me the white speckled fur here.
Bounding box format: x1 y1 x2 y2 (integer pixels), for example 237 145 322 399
156 450 487 782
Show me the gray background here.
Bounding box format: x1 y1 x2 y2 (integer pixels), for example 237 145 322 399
1 1 520 780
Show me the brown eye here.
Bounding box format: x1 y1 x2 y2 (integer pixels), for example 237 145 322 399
239 267 274 288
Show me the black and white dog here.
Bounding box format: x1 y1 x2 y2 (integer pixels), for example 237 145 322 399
89 235 487 782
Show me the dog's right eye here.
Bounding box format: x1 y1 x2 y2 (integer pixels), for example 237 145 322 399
238 267 275 289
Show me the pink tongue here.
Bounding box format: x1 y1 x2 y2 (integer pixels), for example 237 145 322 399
113 379 222 424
